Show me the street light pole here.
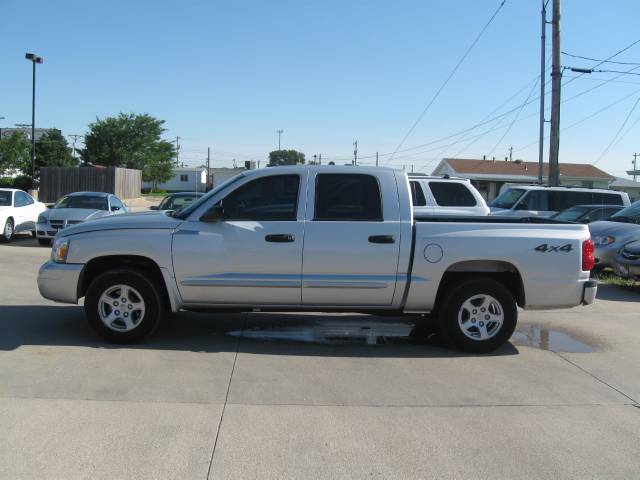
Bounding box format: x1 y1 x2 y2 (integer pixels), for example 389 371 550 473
25 53 43 191
276 129 284 150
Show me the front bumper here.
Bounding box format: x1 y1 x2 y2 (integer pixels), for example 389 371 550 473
614 256 640 279
582 279 597 305
36 222 59 239
37 261 84 304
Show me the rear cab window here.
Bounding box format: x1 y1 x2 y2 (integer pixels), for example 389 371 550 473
428 181 477 207
314 174 383 221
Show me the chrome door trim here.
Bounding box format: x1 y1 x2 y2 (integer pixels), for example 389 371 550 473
180 272 301 288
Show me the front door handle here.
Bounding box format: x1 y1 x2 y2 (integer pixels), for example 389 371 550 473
368 235 395 244
265 234 295 243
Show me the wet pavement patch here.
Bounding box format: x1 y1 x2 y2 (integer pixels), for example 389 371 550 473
228 317 597 353
512 323 595 353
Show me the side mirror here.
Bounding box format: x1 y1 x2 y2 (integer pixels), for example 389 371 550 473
150 205 159 210
111 206 121 212
200 204 225 222
515 202 529 211
47 204 53 209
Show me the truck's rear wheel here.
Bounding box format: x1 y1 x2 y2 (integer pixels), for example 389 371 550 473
85 268 165 343
438 277 517 353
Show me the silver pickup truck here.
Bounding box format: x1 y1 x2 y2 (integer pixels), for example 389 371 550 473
38 166 597 353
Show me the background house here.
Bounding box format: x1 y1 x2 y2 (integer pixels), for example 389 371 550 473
143 167 207 193
432 158 615 200
609 177 640 202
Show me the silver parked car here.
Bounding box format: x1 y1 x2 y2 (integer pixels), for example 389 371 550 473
614 240 640 279
36 192 128 246
589 200 640 269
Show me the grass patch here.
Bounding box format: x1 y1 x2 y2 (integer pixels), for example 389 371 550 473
595 271 639 288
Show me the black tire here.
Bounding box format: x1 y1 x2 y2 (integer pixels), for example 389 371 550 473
84 268 166 343
1 218 14 243
38 238 52 246
438 277 517 354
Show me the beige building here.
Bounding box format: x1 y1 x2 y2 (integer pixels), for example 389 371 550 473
432 158 615 201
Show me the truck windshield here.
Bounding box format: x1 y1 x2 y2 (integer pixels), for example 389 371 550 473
172 173 245 219
489 188 525 209
610 201 640 223
54 195 108 210
552 206 589 222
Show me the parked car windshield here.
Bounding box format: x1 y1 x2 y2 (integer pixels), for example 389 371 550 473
172 174 245 219
552 206 589 222
54 195 108 210
489 188 525 209
158 193 201 210
609 201 640 223
0 191 11 207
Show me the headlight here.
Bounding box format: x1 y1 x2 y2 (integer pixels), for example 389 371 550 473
593 235 615 246
38 214 47 223
51 238 70 263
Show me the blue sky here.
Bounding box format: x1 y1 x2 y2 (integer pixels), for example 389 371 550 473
1 0 640 176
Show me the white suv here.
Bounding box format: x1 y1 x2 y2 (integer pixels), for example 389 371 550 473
408 174 490 217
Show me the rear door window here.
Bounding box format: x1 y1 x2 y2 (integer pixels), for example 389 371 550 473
315 174 382 221
519 191 549 211
428 182 476 207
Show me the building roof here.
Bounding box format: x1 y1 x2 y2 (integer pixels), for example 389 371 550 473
610 177 640 188
441 158 615 180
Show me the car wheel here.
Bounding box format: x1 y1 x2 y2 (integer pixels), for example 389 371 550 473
37 238 52 246
1 218 14 243
438 277 517 354
85 268 165 343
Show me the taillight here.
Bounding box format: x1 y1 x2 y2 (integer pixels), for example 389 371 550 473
582 239 595 271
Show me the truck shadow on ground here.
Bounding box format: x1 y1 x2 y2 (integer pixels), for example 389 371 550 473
0 305 519 358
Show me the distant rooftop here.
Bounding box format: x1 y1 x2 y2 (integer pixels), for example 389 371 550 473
440 158 614 180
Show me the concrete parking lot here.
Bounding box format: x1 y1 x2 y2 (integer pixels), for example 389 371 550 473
1 234 639 479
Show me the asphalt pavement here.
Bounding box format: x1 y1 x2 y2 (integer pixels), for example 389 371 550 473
0 234 639 479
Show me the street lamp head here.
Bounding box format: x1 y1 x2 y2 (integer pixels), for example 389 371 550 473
25 53 43 63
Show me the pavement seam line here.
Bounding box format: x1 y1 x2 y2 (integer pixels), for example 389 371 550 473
205 313 243 480
554 351 639 405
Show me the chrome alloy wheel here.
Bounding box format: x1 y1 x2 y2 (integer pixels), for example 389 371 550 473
98 284 146 332
457 294 504 341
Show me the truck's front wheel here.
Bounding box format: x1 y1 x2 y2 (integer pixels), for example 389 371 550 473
85 268 165 343
438 277 517 354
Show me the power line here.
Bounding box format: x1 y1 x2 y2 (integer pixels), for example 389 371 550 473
562 51 640 66
514 87 640 152
385 0 507 165
487 77 540 157
594 94 640 165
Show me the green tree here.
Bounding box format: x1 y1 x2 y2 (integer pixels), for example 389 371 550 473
0 131 31 175
268 149 305 166
142 141 175 190
81 113 174 170
35 129 75 167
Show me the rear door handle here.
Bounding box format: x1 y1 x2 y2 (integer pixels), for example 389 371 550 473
265 234 295 243
368 235 395 244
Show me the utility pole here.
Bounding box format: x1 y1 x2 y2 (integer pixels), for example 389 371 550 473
509 146 513 162
538 0 547 184
353 140 358 166
25 53 43 191
318 154 322 165
411 164 414 173
376 152 379 167
276 129 283 150
633 153 639 182
207 147 211 190
175 136 181 166
68 134 83 163
548 0 561 186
